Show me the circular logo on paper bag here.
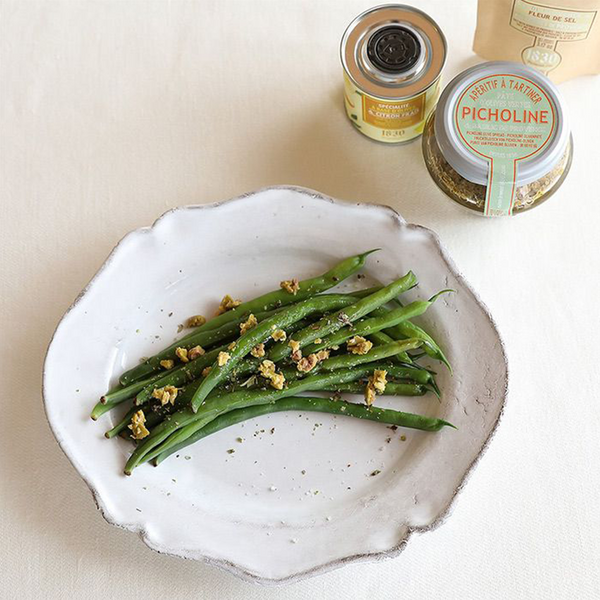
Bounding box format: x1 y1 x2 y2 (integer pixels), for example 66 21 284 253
455 74 556 216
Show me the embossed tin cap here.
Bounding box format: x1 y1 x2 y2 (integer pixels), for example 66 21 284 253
434 61 571 186
341 4 447 100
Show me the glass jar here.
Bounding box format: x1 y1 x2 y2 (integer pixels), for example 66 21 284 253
422 61 573 216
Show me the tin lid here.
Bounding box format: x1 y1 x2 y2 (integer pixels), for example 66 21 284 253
341 4 447 100
434 61 570 187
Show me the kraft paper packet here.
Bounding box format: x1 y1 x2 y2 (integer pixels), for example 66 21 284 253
473 0 600 83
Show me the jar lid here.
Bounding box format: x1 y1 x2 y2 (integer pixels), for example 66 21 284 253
341 4 447 100
434 61 570 187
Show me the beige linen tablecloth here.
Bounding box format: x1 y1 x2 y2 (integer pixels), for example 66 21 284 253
1 1 599 598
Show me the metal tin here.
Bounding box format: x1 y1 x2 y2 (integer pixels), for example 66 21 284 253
340 4 447 144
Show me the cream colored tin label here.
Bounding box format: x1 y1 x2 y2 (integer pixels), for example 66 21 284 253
511 0 597 74
344 73 440 143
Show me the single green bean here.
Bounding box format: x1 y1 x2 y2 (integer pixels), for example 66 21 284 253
267 272 417 363
327 381 428 396
389 319 451 371
387 298 452 371
343 286 382 298
314 340 422 373
152 395 454 466
126 365 384 473
106 405 140 439
368 331 411 364
105 395 183 439
107 405 170 440
91 370 169 420
301 294 445 355
119 250 377 386
361 362 438 385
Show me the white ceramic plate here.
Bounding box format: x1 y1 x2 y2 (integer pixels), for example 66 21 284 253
43 186 507 584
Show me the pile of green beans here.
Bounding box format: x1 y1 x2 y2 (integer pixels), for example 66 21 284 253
90 251 454 475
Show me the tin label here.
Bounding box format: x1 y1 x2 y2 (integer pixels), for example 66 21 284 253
343 73 440 143
511 0 597 74
455 74 556 216
362 95 425 129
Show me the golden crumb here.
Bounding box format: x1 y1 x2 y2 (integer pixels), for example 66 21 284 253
186 315 206 328
228 341 237 351
259 360 285 389
217 352 231 366
202 366 212 377
364 370 387 406
216 294 242 315
297 348 330 373
316 350 330 361
347 336 373 355
128 410 149 440
297 354 319 373
159 359 175 370
313 338 322 344
259 359 276 378
371 369 387 394
250 343 265 358
280 278 300 295
240 314 258 335
364 385 376 407
288 339 302 362
272 328 287 342
188 345 205 360
175 347 189 363
270 373 286 390
152 385 179 406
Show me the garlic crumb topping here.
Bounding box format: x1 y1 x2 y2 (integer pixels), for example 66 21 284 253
128 410 149 440
186 315 206 328
315 350 330 361
239 314 258 335
159 359 175 370
202 366 212 377
259 359 286 389
365 385 376 407
280 278 300 295
371 369 387 393
272 328 287 342
152 385 179 406
175 347 189 363
250 343 265 358
270 373 285 390
217 351 231 366
259 360 277 379
364 369 387 406
227 342 237 351
347 336 373 355
297 355 318 373
188 345 205 360
288 339 302 362
296 349 330 373
216 294 242 315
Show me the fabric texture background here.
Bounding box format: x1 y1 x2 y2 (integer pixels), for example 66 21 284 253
1 1 598 598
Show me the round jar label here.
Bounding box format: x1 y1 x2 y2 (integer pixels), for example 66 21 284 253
455 74 556 216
